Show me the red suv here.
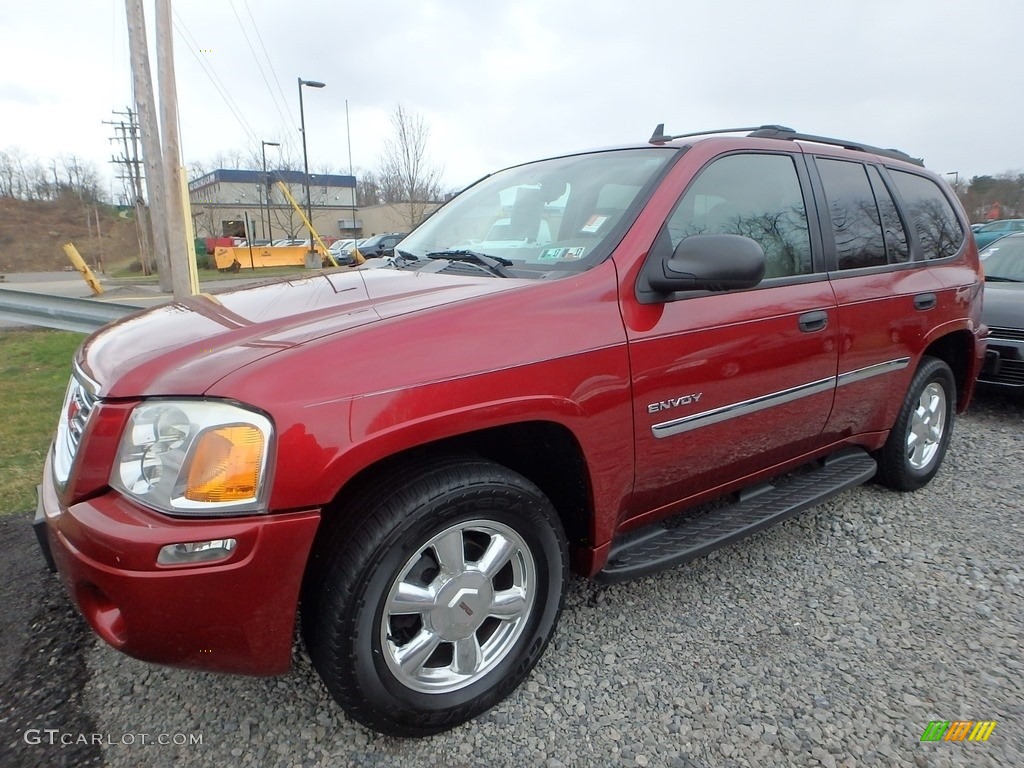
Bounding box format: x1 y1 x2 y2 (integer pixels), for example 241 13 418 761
36 125 986 736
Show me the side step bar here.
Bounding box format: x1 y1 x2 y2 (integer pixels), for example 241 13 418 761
595 448 877 584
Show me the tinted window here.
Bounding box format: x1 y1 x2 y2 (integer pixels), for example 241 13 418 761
666 153 812 278
816 159 886 270
867 166 910 263
889 170 965 260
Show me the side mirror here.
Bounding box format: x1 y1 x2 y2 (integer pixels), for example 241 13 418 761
648 234 766 294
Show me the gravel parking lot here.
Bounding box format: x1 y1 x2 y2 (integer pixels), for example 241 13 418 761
4 389 1021 768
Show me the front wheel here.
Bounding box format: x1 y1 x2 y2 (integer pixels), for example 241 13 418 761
302 458 568 736
876 356 956 491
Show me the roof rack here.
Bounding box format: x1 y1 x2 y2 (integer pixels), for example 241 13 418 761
747 126 924 166
649 123 924 167
648 124 794 144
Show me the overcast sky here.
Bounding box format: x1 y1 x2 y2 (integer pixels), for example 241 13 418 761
0 0 1020 199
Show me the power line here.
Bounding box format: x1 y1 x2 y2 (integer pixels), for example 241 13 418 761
228 0 295 153
171 11 260 148
242 0 296 131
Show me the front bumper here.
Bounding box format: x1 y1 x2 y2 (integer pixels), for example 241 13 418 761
979 328 1024 388
37 451 321 676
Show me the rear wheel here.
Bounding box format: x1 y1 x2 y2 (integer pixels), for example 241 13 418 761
876 356 955 491
302 457 567 736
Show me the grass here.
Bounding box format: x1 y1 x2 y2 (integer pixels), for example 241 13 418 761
0 330 84 514
108 263 315 282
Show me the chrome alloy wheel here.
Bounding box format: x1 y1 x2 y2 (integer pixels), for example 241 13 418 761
906 382 946 470
380 520 537 694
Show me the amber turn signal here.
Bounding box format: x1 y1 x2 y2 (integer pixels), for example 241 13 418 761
184 425 265 503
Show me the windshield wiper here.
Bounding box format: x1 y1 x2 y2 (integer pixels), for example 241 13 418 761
426 249 513 277
985 276 1022 283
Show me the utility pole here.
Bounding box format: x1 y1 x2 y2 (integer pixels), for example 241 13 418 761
154 0 193 298
106 109 155 275
298 77 325 265
346 99 358 242
124 0 172 292
261 140 280 241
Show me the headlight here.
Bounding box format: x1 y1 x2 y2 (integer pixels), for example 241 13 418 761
110 400 273 516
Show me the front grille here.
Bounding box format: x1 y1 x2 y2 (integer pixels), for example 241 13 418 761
66 381 96 450
988 326 1024 342
53 374 99 486
980 354 1024 388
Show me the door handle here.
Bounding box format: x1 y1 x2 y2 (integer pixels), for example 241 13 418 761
798 310 829 333
914 293 937 311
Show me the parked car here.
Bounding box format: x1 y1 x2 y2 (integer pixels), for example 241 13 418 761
327 238 360 265
978 232 1024 389
973 218 1024 249
36 125 985 737
355 232 406 258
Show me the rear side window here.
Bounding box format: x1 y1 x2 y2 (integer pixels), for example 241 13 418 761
816 159 887 269
666 153 812 278
867 167 910 263
888 170 965 260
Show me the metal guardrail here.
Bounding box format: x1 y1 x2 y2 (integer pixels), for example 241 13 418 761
0 289 138 333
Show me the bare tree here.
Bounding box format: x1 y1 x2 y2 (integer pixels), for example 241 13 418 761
0 150 15 197
0 147 103 203
376 105 444 229
191 204 221 239
354 168 382 206
58 154 101 202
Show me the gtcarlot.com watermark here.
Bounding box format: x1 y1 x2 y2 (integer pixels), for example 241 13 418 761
24 728 202 747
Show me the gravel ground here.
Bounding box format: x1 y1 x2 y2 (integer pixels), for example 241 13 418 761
7 389 1022 768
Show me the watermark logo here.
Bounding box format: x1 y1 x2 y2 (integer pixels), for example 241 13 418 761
23 729 203 747
920 720 997 742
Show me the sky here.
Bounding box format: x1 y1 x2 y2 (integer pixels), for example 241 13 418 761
0 0 1021 201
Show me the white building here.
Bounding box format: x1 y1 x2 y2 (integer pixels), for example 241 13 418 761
189 169 361 242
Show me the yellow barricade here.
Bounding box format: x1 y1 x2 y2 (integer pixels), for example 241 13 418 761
212 246 327 271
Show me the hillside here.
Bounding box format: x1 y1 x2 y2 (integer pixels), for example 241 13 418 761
0 197 140 274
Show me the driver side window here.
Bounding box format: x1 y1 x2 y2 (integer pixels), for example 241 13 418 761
666 153 813 278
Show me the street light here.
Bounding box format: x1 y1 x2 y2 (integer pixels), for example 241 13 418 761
297 77 325 258
260 140 280 241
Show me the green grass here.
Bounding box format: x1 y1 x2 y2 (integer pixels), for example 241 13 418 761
108 264 313 281
0 330 84 514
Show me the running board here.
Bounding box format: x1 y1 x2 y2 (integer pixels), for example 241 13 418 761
595 448 877 584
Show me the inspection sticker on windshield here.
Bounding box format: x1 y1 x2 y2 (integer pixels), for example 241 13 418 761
580 215 608 234
539 247 587 261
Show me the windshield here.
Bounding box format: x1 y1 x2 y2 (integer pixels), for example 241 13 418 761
399 148 676 276
980 237 1024 281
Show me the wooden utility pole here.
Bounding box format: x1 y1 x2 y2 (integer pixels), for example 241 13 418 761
154 0 192 298
124 0 172 292
106 110 155 275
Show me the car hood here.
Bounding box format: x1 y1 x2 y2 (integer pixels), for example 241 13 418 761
982 281 1024 330
80 269 526 398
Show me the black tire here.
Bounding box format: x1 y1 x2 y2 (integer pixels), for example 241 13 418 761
876 356 956 491
302 457 568 736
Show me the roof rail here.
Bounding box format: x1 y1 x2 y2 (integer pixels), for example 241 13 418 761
649 123 924 167
747 126 924 166
649 123 794 144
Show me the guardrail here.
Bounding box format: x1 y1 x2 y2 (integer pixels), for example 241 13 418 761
0 289 138 333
